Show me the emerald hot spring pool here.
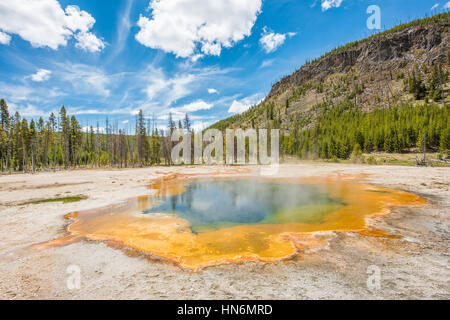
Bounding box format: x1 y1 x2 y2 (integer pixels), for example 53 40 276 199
143 179 344 233
50 176 424 269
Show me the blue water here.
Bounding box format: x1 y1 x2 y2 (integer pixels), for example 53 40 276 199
144 179 342 233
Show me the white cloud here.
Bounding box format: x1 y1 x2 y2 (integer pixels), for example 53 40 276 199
140 65 234 108
260 59 274 68
190 54 204 62
0 31 11 45
321 0 344 11
30 69 52 82
56 63 111 97
430 4 439 10
0 83 34 102
135 0 262 58
229 100 249 114
0 81 66 108
144 68 197 106
444 2 450 9
208 88 219 94
82 125 105 133
72 108 132 115
0 1 104 52
122 66 237 116
110 0 134 58
191 120 213 132
64 5 95 33
259 28 296 53
177 100 213 112
8 102 51 117
75 31 105 52
160 100 213 125
228 94 263 114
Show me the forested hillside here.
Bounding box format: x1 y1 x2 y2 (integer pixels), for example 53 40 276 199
211 13 450 161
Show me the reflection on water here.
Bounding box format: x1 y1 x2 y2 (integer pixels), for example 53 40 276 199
40 175 426 269
143 180 343 233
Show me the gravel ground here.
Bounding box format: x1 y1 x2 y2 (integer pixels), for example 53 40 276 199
0 164 448 300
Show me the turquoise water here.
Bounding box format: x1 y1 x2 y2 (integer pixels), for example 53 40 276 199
144 179 343 233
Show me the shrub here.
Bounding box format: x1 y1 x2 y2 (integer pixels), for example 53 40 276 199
365 155 378 165
350 144 363 163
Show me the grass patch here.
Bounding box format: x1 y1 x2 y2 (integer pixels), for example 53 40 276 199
429 161 450 168
21 195 88 205
380 158 416 166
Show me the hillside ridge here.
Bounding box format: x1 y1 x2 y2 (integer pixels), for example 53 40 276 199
268 12 449 99
211 13 450 133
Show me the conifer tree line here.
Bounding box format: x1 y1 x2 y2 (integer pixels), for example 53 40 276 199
0 99 194 172
280 102 450 160
279 62 450 160
212 56 450 162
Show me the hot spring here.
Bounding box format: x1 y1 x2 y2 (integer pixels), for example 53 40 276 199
143 179 344 233
43 175 426 269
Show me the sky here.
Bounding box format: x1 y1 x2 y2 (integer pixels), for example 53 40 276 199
0 0 448 132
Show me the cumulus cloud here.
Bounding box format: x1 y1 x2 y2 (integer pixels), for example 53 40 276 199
0 31 11 45
0 1 104 52
430 4 439 10
135 0 262 58
321 0 344 11
75 31 105 52
30 69 52 82
162 100 213 122
259 28 296 53
208 88 219 94
177 100 213 112
444 2 450 9
64 5 95 33
229 100 249 114
228 94 263 114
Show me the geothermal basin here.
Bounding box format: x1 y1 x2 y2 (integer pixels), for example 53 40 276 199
41 174 426 269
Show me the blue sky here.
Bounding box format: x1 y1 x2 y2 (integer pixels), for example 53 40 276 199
0 0 447 132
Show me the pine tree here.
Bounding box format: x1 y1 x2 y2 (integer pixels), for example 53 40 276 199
407 69 427 100
428 64 443 101
20 118 29 172
0 100 9 171
136 110 148 165
0 99 10 130
70 116 82 166
29 119 37 172
440 127 450 158
0 125 7 171
183 113 191 132
168 112 176 133
59 106 71 168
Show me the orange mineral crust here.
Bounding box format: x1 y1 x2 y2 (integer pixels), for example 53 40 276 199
39 175 426 269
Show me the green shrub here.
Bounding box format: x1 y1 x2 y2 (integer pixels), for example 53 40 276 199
365 155 378 165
